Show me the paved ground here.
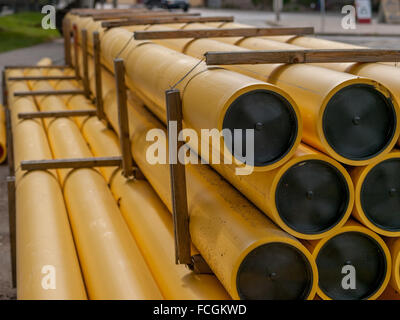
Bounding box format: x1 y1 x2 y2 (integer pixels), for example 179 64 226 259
0 7 399 300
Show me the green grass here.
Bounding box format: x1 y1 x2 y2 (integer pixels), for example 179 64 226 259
0 12 60 53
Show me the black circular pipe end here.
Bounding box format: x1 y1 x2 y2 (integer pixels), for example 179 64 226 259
323 84 396 161
275 160 350 235
316 231 387 300
236 243 313 300
223 89 298 167
361 158 400 232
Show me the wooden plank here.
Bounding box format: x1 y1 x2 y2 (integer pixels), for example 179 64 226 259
81 29 90 98
74 8 149 16
63 17 72 66
114 58 135 179
1 69 7 107
165 89 192 266
93 32 105 120
134 27 315 40
14 89 85 97
73 24 80 79
7 75 77 81
7 176 16 288
205 49 400 65
4 65 70 69
102 16 235 28
20 157 123 171
18 110 97 119
93 12 200 21
5 108 14 176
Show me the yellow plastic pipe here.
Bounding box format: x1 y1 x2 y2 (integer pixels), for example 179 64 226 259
96 26 304 172
255 31 400 122
16 170 87 300
306 220 391 300
0 105 6 163
7 75 87 299
32 79 162 299
102 88 318 300
350 150 400 237
154 22 400 166
111 171 232 300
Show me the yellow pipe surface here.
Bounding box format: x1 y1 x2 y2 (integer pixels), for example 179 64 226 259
157 22 400 166
102 88 318 300
306 220 391 300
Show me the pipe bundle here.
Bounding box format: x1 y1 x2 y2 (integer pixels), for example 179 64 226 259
6 9 400 300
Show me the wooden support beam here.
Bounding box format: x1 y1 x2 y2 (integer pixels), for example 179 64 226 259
102 16 235 28
74 8 149 16
1 69 7 107
63 18 72 66
20 157 123 171
92 12 199 21
81 29 90 98
13 89 85 97
5 108 14 176
93 32 105 120
114 58 142 179
134 27 315 40
7 75 77 81
4 65 70 70
73 24 80 79
7 176 16 288
205 49 400 65
18 109 97 119
165 89 192 266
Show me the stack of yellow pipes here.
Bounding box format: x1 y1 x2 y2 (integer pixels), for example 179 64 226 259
67 12 400 300
6 9 400 300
